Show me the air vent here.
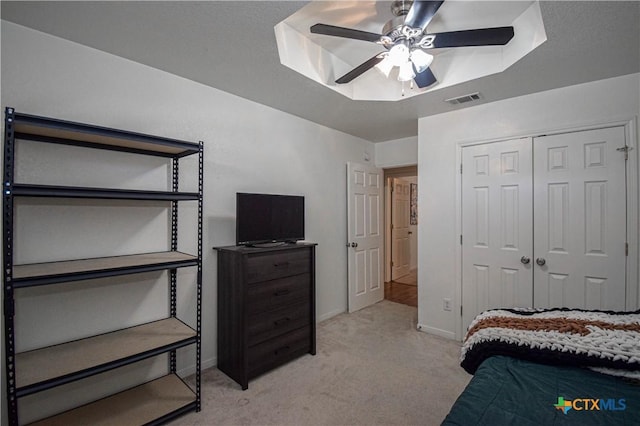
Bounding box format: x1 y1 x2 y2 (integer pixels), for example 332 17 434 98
445 92 483 105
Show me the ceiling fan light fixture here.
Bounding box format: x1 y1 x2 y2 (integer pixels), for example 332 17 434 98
409 49 433 73
397 60 416 82
388 42 410 67
375 55 394 77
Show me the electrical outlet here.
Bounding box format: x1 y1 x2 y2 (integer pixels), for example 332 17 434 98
443 298 452 311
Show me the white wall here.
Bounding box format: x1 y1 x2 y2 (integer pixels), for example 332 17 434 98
0 21 375 423
417 73 640 340
375 136 418 168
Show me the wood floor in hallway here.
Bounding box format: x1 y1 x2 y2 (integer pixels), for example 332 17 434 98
384 278 417 307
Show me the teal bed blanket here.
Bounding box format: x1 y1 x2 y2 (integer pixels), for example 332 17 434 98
442 355 640 426
444 308 640 425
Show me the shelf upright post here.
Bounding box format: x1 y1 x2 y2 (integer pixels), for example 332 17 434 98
196 141 204 411
169 156 179 374
3 107 19 426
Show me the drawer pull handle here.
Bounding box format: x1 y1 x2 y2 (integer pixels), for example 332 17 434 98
274 317 291 327
273 261 290 268
274 345 290 356
274 289 291 297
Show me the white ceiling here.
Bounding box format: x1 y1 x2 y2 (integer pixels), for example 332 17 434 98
1 1 639 142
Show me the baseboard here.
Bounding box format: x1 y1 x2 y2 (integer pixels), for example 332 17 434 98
317 308 345 323
416 323 457 341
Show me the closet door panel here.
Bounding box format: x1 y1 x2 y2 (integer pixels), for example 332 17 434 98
532 127 627 310
461 138 533 330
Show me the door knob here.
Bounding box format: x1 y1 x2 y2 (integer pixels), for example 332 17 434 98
520 256 530 265
349 242 358 248
536 258 546 266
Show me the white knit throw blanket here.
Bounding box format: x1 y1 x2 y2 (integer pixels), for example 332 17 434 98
460 308 640 378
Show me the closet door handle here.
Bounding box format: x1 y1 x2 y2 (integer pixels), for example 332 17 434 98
536 258 546 266
520 256 530 265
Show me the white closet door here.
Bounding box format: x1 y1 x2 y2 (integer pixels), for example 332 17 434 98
533 127 627 310
461 138 533 330
391 178 411 280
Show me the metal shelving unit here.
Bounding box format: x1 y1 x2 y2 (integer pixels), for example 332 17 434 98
3 107 203 425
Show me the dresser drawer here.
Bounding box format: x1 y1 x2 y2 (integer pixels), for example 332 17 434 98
247 274 310 314
248 302 310 346
246 249 310 283
248 326 311 377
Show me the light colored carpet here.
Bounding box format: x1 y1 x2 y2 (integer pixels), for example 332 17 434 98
394 270 417 286
176 300 470 426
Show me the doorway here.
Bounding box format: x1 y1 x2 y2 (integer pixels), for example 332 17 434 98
384 166 418 307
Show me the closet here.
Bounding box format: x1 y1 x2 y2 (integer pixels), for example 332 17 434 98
461 126 630 330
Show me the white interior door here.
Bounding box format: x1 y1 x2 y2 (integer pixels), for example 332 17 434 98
533 127 627 310
461 138 534 329
347 162 384 312
391 178 411 280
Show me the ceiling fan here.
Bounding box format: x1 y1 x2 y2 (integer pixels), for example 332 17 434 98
310 0 515 89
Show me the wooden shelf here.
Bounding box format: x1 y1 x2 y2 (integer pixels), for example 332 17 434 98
12 111 200 158
11 184 199 201
29 374 196 426
13 251 199 288
16 318 196 395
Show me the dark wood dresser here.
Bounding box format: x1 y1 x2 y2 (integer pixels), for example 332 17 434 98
214 243 316 390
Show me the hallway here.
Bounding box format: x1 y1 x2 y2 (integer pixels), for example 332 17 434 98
385 270 417 307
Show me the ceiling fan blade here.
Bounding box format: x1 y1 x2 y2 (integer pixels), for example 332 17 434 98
431 27 515 48
413 66 437 88
335 55 384 84
405 1 444 30
310 23 382 43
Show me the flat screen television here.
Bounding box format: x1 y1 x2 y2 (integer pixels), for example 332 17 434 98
236 192 305 246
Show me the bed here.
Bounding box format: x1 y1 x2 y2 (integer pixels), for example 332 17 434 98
442 308 640 426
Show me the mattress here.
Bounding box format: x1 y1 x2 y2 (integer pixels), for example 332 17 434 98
442 356 640 426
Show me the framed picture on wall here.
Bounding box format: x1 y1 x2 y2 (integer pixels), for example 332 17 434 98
410 183 417 225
